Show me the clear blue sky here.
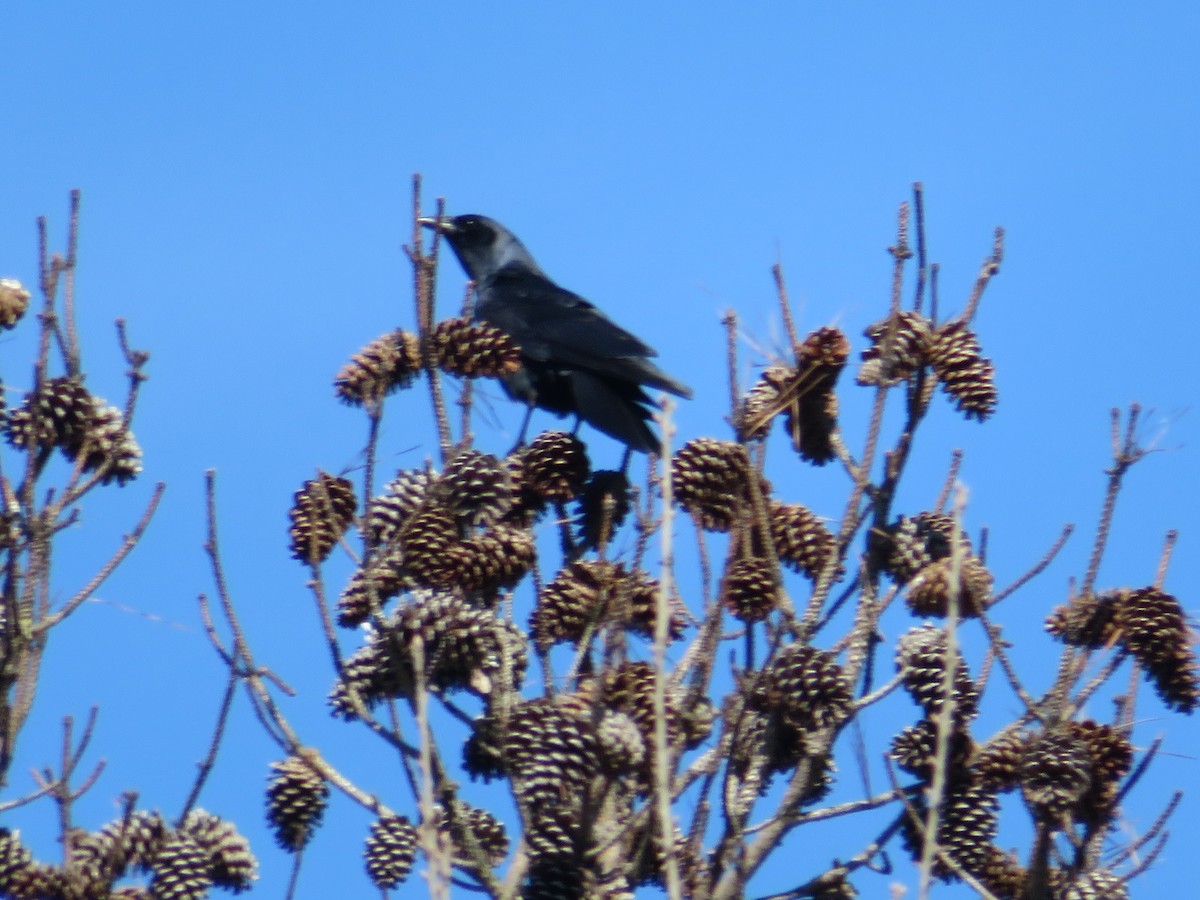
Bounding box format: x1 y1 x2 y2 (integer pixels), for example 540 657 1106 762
3 3 1196 897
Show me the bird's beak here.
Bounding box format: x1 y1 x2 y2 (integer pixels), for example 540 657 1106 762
417 216 454 234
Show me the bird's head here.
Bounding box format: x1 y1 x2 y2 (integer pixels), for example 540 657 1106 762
417 213 541 281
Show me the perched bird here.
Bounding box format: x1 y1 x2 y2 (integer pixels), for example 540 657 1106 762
419 213 692 453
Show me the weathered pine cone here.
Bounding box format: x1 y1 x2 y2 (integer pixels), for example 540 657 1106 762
856 310 933 386
364 815 418 889
177 809 258 891
287 472 357 564
265 753 329 852
769 500 839 580
3 375 94 452
929 319 997 421
334 329 421 406
530 560 684 651
429 316 521 378
896 624 979 722
672 438 760 532
721 556 779 623
0 279 31 330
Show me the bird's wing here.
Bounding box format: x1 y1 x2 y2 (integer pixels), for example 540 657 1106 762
478 266 657 361
479 267 692 399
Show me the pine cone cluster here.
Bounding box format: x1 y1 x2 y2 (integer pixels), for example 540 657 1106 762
735 326 848 464
856 310 933 387
2 376 143 484
0 810 254 900
331 590 528 709
1047 587 1198 712
879 513 991 616
530 560 684 651
854 310 996 420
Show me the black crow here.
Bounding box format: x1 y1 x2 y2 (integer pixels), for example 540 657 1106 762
419 214 692 453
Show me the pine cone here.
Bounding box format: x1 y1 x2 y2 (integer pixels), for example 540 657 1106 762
880 513 967 583
760 644 853 732
364 815 417 889
896 625 979 721
769 500 839 580
790 326 849 464
1071 719 1133 827
3 375 94 452
596 711 647 774
513 431 591 501
672 438 760 532
1019 726 1094 818
575 468 631 549
454 525 536 592
397 501 460 586
265 753 329 852
929 319 996 421
1114 587 1199 713
721 557 779 623
890 720 973 781
364 467 434 546
975 846 1028 899
147 831 212 900
905 554 993 618
502 699 601 850
288 472 356 564
99 810 168 874
66 828 123 893
595 661 688 778
0 279 31 330
335 552 405 626
971 727 1030 792
448 802 509 866
900 779 999 881
73 399 143 485
1058 869 1128 900
335 330 421 406
383 592 527 696
735 364 797 441
436 449 516 527
1045 593 1121 649
429 317 521 378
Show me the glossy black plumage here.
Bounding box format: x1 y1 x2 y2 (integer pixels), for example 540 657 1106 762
419 214 691 452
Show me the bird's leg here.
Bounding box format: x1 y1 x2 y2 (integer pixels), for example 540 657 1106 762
619 446 634 474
